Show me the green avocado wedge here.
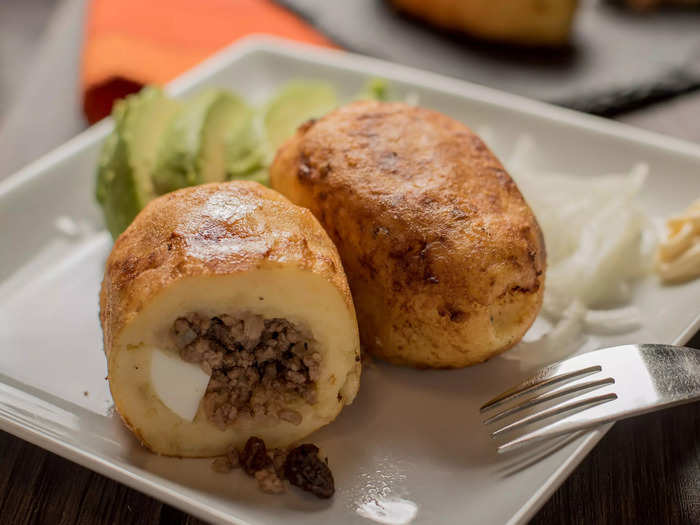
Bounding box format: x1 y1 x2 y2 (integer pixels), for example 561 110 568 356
152 89 223 194
226 112 268 185
263 81 337 154
95 119 135 240
95 87 181 239
198 93 266 185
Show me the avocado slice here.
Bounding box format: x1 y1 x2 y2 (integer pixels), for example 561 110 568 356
152 89 228 194
199 93 261 184
96 87 181 239
96 115 136 239
225 110 268 185
263 81 337 154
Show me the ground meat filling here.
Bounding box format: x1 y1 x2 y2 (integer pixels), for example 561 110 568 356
172 312 321 428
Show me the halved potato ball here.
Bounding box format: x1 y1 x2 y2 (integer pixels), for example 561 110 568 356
99 181 360 457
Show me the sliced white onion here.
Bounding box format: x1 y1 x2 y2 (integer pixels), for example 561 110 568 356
503 301 586 366
497 135 654 364
583 306 642 335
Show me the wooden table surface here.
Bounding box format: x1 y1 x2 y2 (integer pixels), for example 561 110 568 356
1 2 700 522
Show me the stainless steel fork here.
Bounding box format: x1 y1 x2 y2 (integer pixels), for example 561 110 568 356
481 344 700 452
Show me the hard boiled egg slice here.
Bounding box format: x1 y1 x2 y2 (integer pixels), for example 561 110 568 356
150 347 211 422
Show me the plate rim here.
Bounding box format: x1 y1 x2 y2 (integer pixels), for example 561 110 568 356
1 35 699 525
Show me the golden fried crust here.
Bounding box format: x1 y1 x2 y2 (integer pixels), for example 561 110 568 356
99 181 352 362
388 0 578 45
270 101 546 368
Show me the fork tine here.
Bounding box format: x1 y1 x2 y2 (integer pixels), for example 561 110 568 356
491 392 618 437
482 377 615 425
480 365 602 413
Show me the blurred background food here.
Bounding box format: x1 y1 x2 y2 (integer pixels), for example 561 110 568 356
387 0 579 45
624 0 700 9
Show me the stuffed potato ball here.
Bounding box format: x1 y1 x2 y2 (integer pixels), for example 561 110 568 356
100 181 361 456
270 101 545 368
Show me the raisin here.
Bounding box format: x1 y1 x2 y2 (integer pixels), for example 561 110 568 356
240 437 271 475
283 444 334 499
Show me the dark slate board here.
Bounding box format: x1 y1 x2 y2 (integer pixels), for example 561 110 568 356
277 0 700 115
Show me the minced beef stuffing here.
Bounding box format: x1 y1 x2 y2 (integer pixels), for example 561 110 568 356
172 312 321 428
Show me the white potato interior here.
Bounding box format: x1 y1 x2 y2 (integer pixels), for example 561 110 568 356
109 266 360 457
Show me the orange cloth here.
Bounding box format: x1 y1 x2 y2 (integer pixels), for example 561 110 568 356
81 0 334 123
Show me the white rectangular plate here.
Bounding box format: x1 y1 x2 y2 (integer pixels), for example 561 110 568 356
1 37 699 525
